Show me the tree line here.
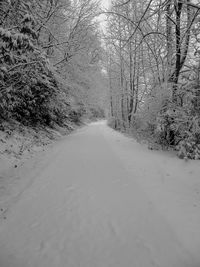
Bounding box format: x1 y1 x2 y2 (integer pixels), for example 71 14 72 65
0 0 106 127
105 0 200 159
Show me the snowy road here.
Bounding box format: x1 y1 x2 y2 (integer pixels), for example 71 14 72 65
0 121 200 267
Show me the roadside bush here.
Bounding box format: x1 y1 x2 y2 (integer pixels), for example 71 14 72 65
68 103 86 124
177 136 200 159
155 101 200 159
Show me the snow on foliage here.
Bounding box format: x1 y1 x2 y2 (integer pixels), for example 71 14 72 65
0 0 106 127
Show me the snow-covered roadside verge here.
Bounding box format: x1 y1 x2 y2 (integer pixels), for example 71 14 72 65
0 120 77 219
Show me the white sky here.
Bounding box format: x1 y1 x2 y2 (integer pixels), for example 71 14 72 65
98 0 111 31
101 0 111 9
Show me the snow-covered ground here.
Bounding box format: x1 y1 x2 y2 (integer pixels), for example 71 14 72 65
0 121 199 267
0 121 75 213
0 122 62 173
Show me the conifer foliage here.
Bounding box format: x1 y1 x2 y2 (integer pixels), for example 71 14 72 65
0 0 55 124
0 0 104 126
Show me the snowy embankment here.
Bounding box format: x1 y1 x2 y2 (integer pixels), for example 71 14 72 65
0 121 199 267
0 120 76 218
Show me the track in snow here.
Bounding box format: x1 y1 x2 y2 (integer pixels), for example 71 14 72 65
0 121 199 267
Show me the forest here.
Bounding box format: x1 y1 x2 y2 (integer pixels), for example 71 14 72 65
1 0 200 160
105 0 200 159
0 0 106 129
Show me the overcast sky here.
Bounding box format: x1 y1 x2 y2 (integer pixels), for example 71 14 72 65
98 0 111 31
101 0 111 9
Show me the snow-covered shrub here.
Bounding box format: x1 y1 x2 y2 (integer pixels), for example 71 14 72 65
175 114 200 159
155 103 182 146
68 101 86 124
177 136 200 160
0 10 65 126
139 83 172 131
155 86 200 159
